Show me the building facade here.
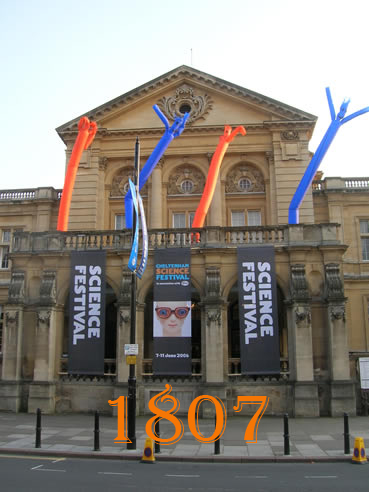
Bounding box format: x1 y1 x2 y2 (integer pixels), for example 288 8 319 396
0 66 367 417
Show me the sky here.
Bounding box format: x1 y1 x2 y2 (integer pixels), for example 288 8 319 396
1 0 369 190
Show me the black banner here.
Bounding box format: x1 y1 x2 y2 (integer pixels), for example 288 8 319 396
237 246 280 374
153 248 191 375
68 251 106 375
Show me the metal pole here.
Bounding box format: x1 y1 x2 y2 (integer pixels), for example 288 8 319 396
344 412 350 454
127 137 140 450
35 408 41 448
94 411 100 451
214 413 220 455
283 413 290 455
154 417 161 454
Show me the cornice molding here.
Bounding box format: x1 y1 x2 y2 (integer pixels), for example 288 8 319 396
56 66 316 135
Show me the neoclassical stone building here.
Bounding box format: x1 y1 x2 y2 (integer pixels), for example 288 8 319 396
0 66 368 417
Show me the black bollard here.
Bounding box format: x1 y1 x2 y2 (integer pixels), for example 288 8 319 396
94 411 100 451
344 412 350 454
35 408 41 448
154 417 160 454
283 413 290 455
214 413 220 455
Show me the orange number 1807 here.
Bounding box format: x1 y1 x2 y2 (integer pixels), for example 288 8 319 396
109 384 269 445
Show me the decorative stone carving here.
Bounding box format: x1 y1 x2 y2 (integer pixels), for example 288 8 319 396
157 84 213 125
99 156 108 171
167 165 205 195
266 151 274 166
111 167 135 196
281 130 299 141
8 272 25 304
120 309 130 325
206 308 221 327
325 263 344 299
37 310 51 327
295 307 311 324
330 305 346 322
119 268 132 305
290 264 310 301
40 271 57 305
225 164 265 193
205 267 220 298
5 311 19 325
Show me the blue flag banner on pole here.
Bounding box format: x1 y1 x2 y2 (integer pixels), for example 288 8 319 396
128 179 139 272
136 192 148 279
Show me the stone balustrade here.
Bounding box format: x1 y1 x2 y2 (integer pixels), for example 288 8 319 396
11 223 340 254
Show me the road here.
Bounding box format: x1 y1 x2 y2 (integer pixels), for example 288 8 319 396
0 454 368 491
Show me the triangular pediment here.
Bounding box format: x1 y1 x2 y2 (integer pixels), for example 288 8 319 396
56 65 316 141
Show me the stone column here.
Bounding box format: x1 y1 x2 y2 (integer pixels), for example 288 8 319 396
28 271 58 413
201 266 226 416
324 263 355 416
150 160 163 229
0 272 25 412
288 264 319 416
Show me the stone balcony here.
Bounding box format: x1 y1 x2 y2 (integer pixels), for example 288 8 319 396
11 223 341 254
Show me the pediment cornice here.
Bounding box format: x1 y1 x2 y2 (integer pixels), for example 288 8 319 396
56 66 316 140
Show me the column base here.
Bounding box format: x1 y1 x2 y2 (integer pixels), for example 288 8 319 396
330 381 356 416
0 381 23 412
294 382 319 417
28 382 56 414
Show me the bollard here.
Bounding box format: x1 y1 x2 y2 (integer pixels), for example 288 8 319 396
344 412 350 455
214 413 220 455
283 413 290 456
94 411 100 451
154 417 160 454
35 408 41 449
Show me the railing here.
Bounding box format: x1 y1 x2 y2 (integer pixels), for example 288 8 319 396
228 357 289 381
313 177 369 192
59 357 116 382
142 358 202 381
0 189 36 200
12 224 338 254
0 188 62 201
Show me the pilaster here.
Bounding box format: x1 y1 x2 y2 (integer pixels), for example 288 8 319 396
0 271 25 411
28 271 58 413
288 264 319 416
324 263 355 415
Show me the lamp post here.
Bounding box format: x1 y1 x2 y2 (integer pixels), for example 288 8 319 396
127 137 140 449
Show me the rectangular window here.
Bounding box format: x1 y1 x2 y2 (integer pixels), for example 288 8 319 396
360 220 369 260
2 230 10 242
231 211 245 226
173 213 186 228
189 212 195 228
0 246 9 269
247 210 261 226
115 215 125 230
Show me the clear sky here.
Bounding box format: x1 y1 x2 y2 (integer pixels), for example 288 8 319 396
1 0 369 190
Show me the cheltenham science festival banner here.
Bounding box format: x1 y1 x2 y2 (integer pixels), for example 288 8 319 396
153 248 191 375
68 251 106 375
237 246 279 374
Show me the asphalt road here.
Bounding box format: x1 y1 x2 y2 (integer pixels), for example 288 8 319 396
1 454 368 491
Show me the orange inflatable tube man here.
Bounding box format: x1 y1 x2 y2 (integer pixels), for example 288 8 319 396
57 117 97 231
192 125 246 229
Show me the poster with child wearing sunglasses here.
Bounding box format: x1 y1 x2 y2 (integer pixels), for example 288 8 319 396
154 300 191 337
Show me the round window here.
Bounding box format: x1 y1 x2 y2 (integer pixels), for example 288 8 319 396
179 103 192 115
181 180 194 193
238 178 252 191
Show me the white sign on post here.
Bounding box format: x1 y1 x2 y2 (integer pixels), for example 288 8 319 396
124 344 139 356
359 357 369 389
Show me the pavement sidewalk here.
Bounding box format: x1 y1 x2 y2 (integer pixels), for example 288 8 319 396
0 411 368 463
